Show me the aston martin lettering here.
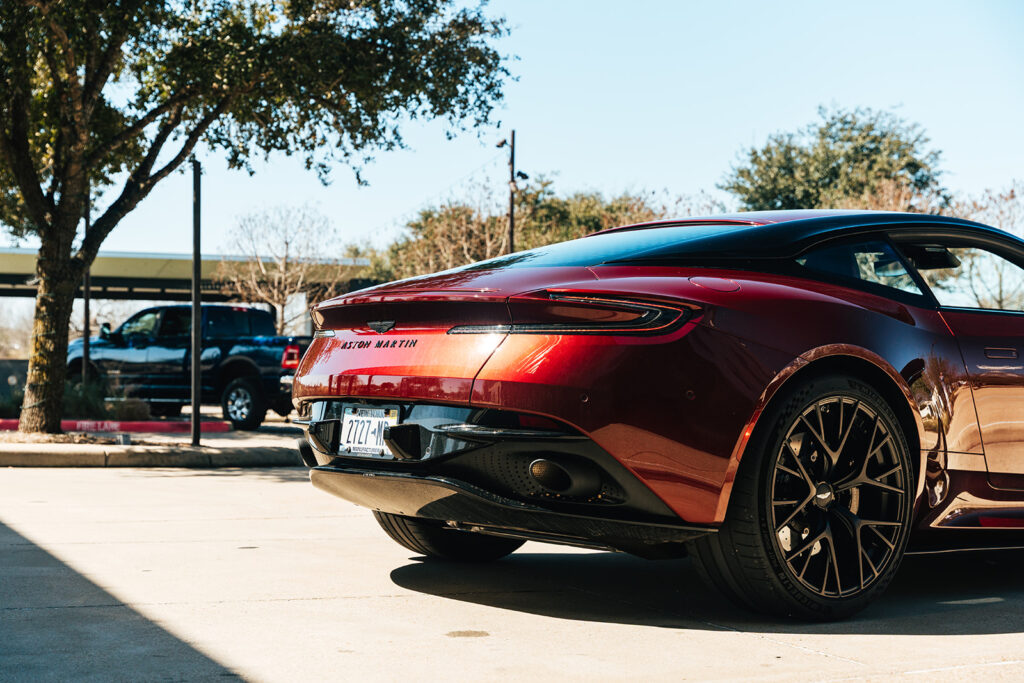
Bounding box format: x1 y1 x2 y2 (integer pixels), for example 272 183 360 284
337 339 418 350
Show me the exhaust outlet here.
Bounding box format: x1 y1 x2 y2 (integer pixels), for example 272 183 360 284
529 457 601 497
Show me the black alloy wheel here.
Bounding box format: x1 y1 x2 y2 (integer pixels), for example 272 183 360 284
688 374 914 620
769 395 908 599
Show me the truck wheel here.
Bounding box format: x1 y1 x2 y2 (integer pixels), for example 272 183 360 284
221 377 267 430
373 512 524 561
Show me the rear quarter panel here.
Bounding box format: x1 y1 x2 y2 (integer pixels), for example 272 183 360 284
472 266 976 525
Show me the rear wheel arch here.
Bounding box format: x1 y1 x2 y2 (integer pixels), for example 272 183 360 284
216 357 261 393
721 350 924 523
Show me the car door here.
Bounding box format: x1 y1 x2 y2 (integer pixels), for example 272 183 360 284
146 307 190 401
897 238 1024 490
96 308 160 398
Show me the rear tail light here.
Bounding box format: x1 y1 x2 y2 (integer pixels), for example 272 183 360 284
448 292 692 336
281 344 301 369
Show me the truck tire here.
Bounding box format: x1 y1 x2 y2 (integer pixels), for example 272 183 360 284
373 512 524 561
221 377 267 430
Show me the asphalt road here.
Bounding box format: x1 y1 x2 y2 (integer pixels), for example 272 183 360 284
3 468 1024 682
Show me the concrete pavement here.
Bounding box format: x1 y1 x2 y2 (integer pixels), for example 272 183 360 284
2 467 1024 681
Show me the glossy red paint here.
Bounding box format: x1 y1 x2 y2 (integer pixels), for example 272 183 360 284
292 211 1024 546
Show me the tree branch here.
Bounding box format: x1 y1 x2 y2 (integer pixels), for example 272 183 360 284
0 112 53 231
77 99 230 266
86 92 196 168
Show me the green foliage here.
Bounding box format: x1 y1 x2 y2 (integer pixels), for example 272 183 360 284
375 179 723 280
721 107 947 211
62 381 109 420
0 0 508 241
0 0 509 431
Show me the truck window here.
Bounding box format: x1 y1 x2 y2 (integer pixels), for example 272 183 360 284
249 311 275 336
158 308 191 337
206 308 248 337
121 310 159 340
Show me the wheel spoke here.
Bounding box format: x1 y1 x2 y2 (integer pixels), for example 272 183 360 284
774 492 815 533
800 413 833 460
776 463 804 479
833 399 861 463
825 532 842 595
859 478 904 494
787 527 827 560
784 440 817 489
865 524 897 550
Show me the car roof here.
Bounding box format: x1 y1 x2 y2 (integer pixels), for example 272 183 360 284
596 210 1011 260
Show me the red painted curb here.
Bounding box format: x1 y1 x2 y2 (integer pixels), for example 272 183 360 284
0 419 232 433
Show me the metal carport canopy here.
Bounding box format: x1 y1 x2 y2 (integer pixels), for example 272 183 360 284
0 247 369 302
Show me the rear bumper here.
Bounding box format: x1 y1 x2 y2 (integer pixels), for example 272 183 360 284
310 465 713 555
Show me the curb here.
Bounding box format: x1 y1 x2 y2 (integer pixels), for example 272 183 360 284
0 418 232 433
0 444 302 468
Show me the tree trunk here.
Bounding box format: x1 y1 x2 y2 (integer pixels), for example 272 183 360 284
19 245 79 433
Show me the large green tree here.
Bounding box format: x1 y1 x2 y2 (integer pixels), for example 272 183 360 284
0 0 507 432
721 107 947 211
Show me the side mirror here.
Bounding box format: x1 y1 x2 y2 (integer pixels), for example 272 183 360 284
100 322 111 339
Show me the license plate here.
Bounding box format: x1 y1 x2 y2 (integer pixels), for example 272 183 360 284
341 406 399 456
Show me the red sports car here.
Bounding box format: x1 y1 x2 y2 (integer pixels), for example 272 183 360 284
292 210 1024 619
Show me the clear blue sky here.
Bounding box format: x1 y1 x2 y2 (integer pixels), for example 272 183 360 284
55 0 1024 255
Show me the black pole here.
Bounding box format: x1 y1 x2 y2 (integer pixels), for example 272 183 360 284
191 158 202 447
507 129 516 255
82 188 90 385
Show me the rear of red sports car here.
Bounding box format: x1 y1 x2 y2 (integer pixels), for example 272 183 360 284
292 223 798 555
291 213 971 619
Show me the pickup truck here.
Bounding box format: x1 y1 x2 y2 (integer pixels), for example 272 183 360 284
66 304 311 429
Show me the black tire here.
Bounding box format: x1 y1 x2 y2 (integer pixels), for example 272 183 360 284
688 374 914 620
150 403 182 418
221 377 267 430
373 512 524 561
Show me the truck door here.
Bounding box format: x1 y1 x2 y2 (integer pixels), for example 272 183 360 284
146 307 191 401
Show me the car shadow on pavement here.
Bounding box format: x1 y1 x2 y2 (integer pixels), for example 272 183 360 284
390 548 1024 635
0 520 239 680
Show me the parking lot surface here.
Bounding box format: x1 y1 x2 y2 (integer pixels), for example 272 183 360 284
3 467 1024 682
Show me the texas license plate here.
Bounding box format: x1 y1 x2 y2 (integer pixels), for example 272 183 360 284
340 406 399 456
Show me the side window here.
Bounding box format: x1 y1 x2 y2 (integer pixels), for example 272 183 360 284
249 311 275 337
205 308 249 337
120 311 159 339
901 243 1024 312
157 308 191 337
795 240 923 296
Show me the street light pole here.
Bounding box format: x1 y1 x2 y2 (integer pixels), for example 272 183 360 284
190 158 202 447
82 186 90 385
507 129 516 254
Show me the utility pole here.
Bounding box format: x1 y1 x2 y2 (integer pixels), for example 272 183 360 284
82 187 90 385
190 158 202 447
497 130 528 255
